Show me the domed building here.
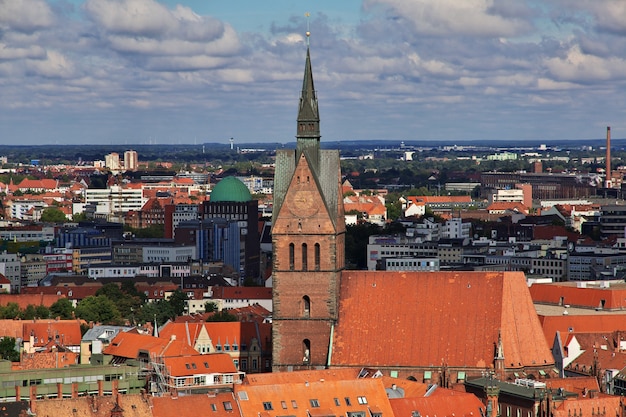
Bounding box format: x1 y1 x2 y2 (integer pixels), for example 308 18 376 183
209 176 252 203
205 176 260 281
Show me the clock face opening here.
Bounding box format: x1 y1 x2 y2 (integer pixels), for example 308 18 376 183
290 190 319 217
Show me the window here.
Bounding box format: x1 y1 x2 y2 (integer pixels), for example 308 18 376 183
263 402 273 410
241 359 247 370
281 401 288 409
291 400 298 409
334 398 340 406
315 243 320 270
310 399 320 408
289 243 295 270
303 339 311 364
302 295 311 318
345 398 352 406
302 243 308 271
223 402 233 411
423 371 432 380
211 404 217 412
252 359 258 370
357 396 368 405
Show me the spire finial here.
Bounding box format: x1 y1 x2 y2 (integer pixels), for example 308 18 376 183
305 12 311 46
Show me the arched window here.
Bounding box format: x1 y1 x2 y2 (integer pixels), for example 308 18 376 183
314 243 320 271
289 243 295 271
302 243 308 271
302 295 310 318
303 339 311 364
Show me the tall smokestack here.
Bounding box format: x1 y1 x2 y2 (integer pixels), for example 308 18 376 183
606 126 612 188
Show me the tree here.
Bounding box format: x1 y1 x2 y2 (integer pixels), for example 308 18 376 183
75 295 121 324
206 310 238 322
40 207 67 223
0 337 19 362
167 289 188 318
205 301 218 313
49 298 74 319
0 302 21 319
135 300 173 327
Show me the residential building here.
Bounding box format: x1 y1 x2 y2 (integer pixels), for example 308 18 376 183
124 150 138 171
0 252 21 292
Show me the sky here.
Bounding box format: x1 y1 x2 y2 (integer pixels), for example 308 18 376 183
1 0 626 145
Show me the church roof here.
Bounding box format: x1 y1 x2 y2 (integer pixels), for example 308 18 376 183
332 271 553 370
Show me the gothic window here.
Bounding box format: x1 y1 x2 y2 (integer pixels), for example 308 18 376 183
302 295 311 318
302 243 308 271
289 243 295 271
314 243 320 271
303 339 311 364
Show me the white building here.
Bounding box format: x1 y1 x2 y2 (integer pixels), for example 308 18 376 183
143 245 196 263
85 185 147 220
442 218 471 239
105 153 121 171
0 252 21 292
124 150 138 171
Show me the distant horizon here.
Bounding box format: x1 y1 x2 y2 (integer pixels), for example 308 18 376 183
2 0 626 145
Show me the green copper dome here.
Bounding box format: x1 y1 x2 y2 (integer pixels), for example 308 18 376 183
210 176 252 202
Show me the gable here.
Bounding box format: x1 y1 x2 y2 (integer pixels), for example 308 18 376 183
333 271 553 369
273 153 337 235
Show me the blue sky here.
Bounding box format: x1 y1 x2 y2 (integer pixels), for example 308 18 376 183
1 0 626 145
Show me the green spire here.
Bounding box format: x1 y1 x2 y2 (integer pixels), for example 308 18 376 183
296 47 320 169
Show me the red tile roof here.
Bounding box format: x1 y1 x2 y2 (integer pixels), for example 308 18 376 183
152 392 240 417
104 332 198 359
333 271 553 370
162 353 237 377
244 368 361 385
159 321 272 351
390 388 485 417
0 293 64 309
544 377 600 395
552 394 622 417
530 281 626 310
236 377 394 417
24 320 83 347
538 315 626 346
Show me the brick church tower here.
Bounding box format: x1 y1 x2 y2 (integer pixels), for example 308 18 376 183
271 45 346 372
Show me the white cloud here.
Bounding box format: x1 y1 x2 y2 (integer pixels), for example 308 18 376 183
545 44 626 82
0 0 55 33
364 0 533 37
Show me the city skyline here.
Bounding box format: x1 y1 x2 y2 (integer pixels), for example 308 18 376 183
1 0 625 145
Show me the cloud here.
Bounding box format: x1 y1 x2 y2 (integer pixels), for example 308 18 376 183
545 44 626 83
364 0 534 37
0 0 56 33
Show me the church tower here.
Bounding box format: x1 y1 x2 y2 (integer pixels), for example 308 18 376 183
271 43 346 372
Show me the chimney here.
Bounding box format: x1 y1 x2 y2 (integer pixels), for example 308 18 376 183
29 385 37 414
606 126 612 188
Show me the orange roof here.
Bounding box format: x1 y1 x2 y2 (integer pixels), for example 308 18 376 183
34 394 153 417
159 321 272 351
530 281 626 310
24 320 83 346
152 392 239 417
552 394 622 417
162 353 236 377
487 202 528 213
104 332 198 359
390 388 485 417
567 347 626 373
244 368 361 385
538 315 626 346
544 377 600 395
236 377 394 417
333 271 554 370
